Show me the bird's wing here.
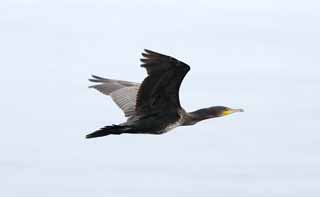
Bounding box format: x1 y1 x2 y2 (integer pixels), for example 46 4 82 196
89 75 140 117
135 49 190 116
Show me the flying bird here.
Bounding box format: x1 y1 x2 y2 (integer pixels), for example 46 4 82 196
86 49 243 138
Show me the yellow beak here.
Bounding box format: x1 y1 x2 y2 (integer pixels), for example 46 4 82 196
223 108 244 116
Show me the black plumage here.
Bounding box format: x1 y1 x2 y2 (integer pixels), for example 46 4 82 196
86 49 243 138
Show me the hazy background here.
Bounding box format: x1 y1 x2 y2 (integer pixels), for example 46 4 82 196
1 0 320 196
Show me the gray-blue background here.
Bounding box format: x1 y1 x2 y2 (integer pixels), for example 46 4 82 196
1 0 320 196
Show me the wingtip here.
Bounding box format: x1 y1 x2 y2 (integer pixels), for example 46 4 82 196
89 75 111 83
88 78 100 82
143 49 169 58
91 75 106 80
141 52 150 58
88 74 97 82
140 58 148 63
144 49 158 55
142 49 158 57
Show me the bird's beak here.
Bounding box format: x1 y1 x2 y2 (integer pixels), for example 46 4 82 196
223 108 244 116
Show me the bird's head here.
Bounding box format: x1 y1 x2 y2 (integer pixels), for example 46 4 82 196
209 106 244 117
186 106 244 125
188 106 244 124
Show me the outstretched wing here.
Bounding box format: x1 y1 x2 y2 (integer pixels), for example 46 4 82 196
89 75 140 117
135 49 190 116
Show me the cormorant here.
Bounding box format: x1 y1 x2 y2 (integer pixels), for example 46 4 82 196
86 49 243 138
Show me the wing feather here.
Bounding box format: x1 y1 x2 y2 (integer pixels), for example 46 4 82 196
89 75 140 117
136 49 190 116
110 86 139 117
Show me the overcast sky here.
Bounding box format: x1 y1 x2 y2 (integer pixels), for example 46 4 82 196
1 0 320 196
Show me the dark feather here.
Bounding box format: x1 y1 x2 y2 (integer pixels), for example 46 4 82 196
86 125 134 138
135 49 190 116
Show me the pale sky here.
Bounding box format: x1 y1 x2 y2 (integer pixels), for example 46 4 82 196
1 1 320 196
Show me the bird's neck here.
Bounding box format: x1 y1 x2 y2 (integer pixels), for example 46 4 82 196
183 108 220 126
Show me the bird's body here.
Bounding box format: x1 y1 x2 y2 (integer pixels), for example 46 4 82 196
86 49 243 138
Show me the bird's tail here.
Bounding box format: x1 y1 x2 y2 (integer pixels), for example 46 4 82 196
86 124 136 139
